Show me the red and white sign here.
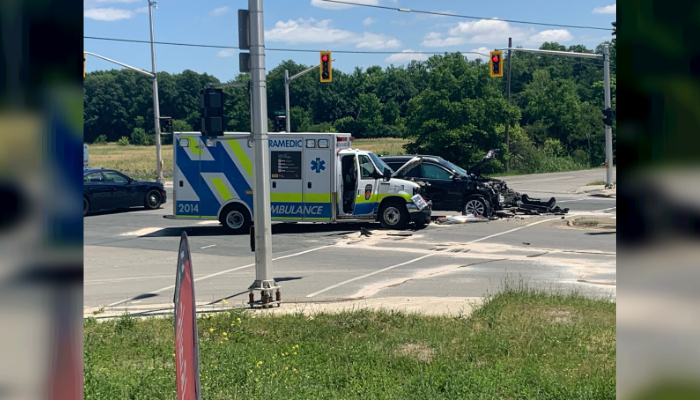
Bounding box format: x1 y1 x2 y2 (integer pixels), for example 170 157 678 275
174 232 201 400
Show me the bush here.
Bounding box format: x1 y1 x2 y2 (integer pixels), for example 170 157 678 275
117 136 130 146
130 128 151 146
93 134 107 145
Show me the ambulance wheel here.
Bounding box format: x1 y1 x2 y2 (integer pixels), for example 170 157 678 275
144 189 163 209
220 204 251 234
379 201 409 230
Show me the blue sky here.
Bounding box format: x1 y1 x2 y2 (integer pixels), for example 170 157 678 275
84 0 616 82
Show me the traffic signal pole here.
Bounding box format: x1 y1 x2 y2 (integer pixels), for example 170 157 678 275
284 64 321 132
603 45 614 188
148 0 164 184
247 0 277 306
503 45 614 187
505 37 512 173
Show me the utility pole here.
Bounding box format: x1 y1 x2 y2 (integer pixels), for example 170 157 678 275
284 64 322 132
603 45 614 188
505 37 512 173
148 0 164 184
247 0 277 306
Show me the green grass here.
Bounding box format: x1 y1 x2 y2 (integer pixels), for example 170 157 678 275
84 283 616 399
87 138 408 180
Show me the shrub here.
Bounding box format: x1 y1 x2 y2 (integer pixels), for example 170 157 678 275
93 134 107 145
117 136 130 146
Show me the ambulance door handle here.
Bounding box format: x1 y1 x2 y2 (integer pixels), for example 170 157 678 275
272 182 276 188
308 182 312 189
179 181 183 187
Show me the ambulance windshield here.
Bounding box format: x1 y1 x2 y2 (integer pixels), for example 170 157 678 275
368 152 392 173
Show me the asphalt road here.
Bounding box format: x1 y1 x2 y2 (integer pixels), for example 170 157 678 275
84 168 616 314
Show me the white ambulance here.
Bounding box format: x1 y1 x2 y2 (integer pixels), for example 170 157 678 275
168 132 431 233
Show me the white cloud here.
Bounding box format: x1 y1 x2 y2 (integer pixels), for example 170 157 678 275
527 29 573 44
421 19 573 47
310 0 379 9
385 49 429 63
217 49 235 57
421 32 468 47
212 6 229 15
84 7 147 21
592 4 616 14
363 17 376 26
266 18 400 49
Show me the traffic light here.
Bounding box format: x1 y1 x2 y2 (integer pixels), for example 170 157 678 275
320 51 332 82
159 117 173 133
602 108 614 127
611 21 616 36
199 88 226 136
83 53 86 77
489 50 503 78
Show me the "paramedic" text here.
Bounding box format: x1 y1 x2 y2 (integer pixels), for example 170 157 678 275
268 139 302 148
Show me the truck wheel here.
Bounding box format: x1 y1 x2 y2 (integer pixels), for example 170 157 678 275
379 201 409 230
220 204 251 234
463 196 490 217
144 189 163 209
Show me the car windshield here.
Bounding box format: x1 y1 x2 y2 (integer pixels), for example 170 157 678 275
441 159 469 177
368 152 392 173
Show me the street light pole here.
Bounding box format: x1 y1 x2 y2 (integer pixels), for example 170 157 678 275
247 0 277 306
148 0 164 184
284 64 321 133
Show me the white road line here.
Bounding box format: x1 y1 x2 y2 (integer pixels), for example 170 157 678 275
200 244 216 249
306 254 436 298
557 199 586 203
306 216 571 298
107 245 334 307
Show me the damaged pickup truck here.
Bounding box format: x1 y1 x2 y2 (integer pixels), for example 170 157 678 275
381 150 569 218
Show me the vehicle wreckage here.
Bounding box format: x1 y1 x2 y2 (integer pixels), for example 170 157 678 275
383 149 569 219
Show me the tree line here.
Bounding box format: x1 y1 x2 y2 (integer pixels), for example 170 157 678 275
83 41 615 175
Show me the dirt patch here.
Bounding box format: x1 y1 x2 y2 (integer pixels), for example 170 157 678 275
548 310 573 325
395 342 436 363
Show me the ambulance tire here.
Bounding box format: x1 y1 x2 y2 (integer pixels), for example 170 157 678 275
379 200 409 230
220 204 251 234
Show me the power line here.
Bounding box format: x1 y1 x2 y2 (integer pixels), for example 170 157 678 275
318 0 613 31
83 36 490 57
83 36 614 70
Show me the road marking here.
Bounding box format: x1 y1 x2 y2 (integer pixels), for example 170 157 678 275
306 254 436 298
106 245 334 307
119 227 161 236
201 244 216 249
306 217 570 298
557 199 586 203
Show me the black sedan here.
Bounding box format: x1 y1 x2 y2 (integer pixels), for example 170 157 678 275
381 151 504 217
83 168 167 216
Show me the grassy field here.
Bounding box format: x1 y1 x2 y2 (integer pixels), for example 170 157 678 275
84 283 616 399
87 138 408 181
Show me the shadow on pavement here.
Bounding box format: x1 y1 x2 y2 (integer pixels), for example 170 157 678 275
586 231 616 235
140 222 399 237
85 207 156 217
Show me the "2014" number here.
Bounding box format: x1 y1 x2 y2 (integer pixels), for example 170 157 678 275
178 203 199 213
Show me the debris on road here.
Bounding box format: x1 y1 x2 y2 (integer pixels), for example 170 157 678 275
434 214 489 225
360 227 373 237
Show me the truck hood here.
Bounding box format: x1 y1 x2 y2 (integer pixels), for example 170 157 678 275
391 156 423 178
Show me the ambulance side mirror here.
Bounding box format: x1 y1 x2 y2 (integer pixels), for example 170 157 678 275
383 168 391 181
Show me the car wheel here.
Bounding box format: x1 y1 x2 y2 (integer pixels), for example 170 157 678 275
83 197 89 216
463 196 489 217
379 201 409 230
220 204 251 234
144 189 163 209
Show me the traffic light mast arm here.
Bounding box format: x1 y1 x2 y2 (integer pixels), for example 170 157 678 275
288 64 321 82
501 47 603 60
84 51 155 78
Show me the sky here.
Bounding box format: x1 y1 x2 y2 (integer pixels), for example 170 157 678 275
84 0 616 82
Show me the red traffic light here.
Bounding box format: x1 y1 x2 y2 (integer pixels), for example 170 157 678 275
322 55 328 62
492 55 500 62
